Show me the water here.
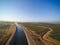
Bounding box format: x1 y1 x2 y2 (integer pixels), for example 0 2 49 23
9 24 28 45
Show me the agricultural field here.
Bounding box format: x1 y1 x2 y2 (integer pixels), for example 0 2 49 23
0 22 16 45
21 23 60 41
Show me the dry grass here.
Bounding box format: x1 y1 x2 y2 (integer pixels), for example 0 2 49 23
0 23 16 45
21 23 60 45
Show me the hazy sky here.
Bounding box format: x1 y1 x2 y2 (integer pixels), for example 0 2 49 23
0 0 60 23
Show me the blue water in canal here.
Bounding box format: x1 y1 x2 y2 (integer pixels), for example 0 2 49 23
9 23 28 45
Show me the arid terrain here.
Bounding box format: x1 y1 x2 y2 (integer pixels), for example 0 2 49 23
0 22 60 45
0 22 16 45
0 0 60 45
20 23 60 45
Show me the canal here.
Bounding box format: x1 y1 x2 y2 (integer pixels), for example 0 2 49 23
9 23 28 45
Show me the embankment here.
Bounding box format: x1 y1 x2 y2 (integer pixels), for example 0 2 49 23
42 28 60 45
5 24 16 45
20 24 36 45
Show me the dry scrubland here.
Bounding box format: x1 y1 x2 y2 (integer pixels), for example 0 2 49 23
21 23 60 45
0 22 16 45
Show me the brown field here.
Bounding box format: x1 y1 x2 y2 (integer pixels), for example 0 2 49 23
0 22 16 45
20 23 60 45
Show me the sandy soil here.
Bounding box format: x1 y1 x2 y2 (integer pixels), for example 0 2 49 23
20 24 60 45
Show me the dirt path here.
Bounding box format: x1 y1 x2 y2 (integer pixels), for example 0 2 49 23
20 24 60 45
42 28 60 45
20 24 46 45
6 24 16 45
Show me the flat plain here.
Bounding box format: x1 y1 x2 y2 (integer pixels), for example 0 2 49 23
0 22 16 45
21 23 60 45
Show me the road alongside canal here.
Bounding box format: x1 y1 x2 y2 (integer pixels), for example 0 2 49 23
9 23 28 45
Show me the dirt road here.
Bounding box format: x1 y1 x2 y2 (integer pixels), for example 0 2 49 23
20 24 45 45
20 24 60 45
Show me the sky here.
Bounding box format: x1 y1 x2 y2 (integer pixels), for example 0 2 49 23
0 0 60 23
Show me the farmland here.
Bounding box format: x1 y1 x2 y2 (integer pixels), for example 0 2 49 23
0 22 16 45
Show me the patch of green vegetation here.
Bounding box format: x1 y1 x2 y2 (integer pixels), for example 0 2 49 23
22 23 47 34
35 23 60 41
0 25 10 29
21 23 60 41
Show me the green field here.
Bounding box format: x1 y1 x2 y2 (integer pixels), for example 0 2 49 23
21 23 60 41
